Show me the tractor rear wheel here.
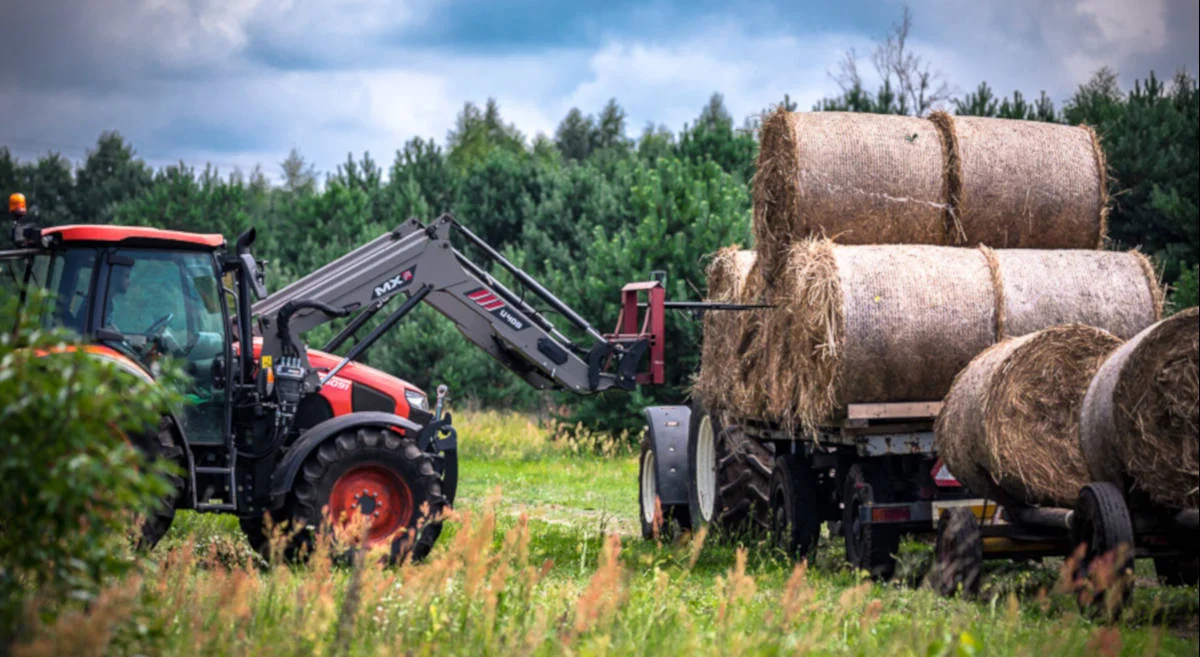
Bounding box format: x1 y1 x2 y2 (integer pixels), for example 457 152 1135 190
252 427 447 564
131 418 185 550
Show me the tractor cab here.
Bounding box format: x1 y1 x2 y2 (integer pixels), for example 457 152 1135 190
3 195 236 445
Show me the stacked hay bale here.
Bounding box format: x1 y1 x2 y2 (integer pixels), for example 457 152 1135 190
751 109 1108 285
699 108 1164 471
938 114 1108 250
747 242 1160 429
696 248 760 412
1079 307 1200 510
935 325 1123 507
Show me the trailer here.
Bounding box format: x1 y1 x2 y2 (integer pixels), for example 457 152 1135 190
932 481 1200 615
640 399 981 579
642 393 1199 603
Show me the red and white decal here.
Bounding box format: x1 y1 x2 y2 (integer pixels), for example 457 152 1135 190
467 288 505 311
323 376 351 391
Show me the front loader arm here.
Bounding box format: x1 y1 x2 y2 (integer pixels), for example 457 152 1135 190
252 215 649 395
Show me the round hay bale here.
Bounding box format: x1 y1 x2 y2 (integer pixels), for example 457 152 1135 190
731 256 770 417
753 109 948 284
697 248 757 410
1079 307 1199 510
760 240 995 429
936 325 1122 507
755 240 1161 430
987 248 1163 340
945 114 1108 249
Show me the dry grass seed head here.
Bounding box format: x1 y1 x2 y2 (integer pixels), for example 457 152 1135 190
572 534 626 635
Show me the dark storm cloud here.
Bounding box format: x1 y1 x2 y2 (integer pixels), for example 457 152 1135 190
0 0 1194 174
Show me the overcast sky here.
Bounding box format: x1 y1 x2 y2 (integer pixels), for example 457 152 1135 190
1 0 1196 177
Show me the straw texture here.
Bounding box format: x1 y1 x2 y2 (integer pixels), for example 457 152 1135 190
936 325 1122 506
734 241 1161 429
752 110 1110 286
752 109 947 283
948 115 1108 249
989 249 1163 340
1079 307 1199 510
696 248 759 411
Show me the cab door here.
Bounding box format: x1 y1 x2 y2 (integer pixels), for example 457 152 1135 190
99 248 232 445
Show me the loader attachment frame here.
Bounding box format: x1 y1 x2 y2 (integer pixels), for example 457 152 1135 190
252 215 659 396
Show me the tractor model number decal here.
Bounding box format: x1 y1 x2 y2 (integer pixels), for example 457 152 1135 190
466 288 528 331
372 266 416 299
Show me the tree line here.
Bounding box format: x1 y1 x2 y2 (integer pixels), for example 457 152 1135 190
3 66 1196 436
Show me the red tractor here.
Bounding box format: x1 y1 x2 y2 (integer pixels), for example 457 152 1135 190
3 192 667 560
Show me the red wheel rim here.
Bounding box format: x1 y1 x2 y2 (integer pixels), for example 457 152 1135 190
328 465 414 545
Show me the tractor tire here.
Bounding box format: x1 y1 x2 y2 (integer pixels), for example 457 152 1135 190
687 402 773 536
1071 482 1135 620
842 462 901 580
933 507 982 597
270 427 447 564
130 418 185 550
770 452 821 561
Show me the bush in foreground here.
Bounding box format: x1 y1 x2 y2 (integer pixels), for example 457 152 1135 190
0 296 181 647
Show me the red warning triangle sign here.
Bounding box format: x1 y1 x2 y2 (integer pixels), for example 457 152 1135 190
931 459 961 488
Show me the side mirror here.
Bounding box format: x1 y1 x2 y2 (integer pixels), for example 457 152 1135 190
240 253 267 300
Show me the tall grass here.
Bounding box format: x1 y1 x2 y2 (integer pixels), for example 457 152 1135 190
11 411 1198 656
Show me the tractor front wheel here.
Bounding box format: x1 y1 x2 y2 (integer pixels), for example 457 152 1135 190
250 427 447 564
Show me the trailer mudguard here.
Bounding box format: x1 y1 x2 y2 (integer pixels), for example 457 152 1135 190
643 405 691 507
269 411 424 506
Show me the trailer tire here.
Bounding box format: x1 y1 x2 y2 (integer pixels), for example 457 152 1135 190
933 507 982 597
1072 482 1135 619
265 427 446 564
1154 557 1200 587
687 403 721 530
770 452 820 561
716 422 774 534
842 463 900 580
687 403 774 536
639 433 690 539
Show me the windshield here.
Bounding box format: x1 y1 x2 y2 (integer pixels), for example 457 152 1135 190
101 249 226 362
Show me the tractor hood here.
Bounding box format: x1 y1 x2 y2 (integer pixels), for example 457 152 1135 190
248 338 429 419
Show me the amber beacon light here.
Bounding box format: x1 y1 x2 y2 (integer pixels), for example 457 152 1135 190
9 192 26 218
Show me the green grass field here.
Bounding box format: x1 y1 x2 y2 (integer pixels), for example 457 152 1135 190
16 411 1199 657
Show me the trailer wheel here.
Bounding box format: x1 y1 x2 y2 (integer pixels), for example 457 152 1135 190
842 463 900 580
1072 482 1135 619
1154 557 1200 587
639 433 689 539
933 507 982 597
687 405 774 535
272 427 446 564
687 404 721 529
770 452 820 561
